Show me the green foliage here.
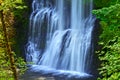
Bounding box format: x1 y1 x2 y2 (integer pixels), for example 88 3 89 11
0 0 27 11
93 3 120 80
96 37 120 80
0 0 28 79
93 4 120 44
93 3 120 43
0 25 14 79
15 57 27 75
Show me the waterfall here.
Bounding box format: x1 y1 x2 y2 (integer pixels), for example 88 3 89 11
26 0 95 76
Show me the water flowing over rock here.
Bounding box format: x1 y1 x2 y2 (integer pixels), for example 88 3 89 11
26 0 95 77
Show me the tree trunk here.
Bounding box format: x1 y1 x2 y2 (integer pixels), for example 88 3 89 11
0 10 18 80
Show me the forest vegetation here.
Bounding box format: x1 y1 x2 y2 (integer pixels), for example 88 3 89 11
0 0 120 80
93 0 120 80
0 0 28 80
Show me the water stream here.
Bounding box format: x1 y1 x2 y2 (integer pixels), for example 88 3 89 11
25 0 95 79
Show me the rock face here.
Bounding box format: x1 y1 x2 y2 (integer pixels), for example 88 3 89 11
90 19 101 77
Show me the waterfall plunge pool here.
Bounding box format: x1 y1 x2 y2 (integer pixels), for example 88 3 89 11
20 65 97 80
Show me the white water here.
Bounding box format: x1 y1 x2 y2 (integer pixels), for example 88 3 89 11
26 0 95 76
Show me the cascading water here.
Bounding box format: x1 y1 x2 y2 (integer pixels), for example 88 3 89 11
26 0 95 77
